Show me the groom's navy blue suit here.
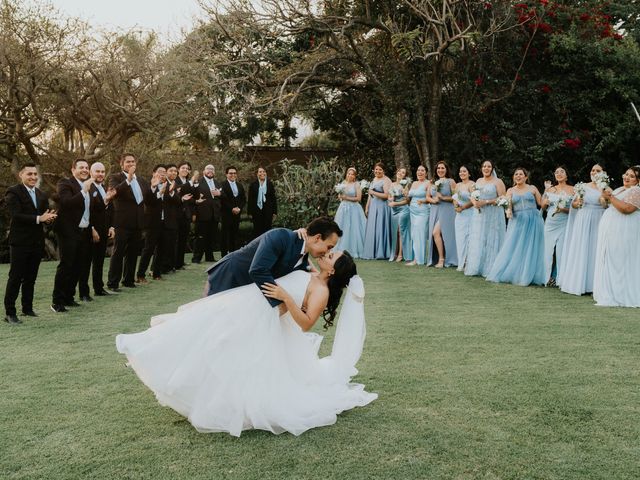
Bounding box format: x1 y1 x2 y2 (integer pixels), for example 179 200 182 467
205 228 309 306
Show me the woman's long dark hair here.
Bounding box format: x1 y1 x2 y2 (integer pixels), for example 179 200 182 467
322 251 357 330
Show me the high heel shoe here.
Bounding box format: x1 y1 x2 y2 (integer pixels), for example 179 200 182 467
435 259 445 269
395 256 404 263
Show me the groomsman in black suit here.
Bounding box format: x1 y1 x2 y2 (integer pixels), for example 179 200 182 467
4 164 57 324
136 164 167 282
192 164 222 263
77 162 113 298
107 153 148 291
175 161 194 269
160 164 182 274
220 165 246 257
247 166 278 238
51 159 94 312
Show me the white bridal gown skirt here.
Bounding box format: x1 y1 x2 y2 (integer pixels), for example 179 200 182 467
116 271 377 436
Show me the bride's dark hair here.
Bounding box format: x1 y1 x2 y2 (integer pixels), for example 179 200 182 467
322 251 357 330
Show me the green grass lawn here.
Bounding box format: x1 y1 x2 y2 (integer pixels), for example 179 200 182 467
1 260 639 479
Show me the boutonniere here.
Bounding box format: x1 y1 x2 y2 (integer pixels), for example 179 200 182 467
92 191 98 198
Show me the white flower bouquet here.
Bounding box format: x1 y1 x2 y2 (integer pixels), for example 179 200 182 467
496 195 510 210
552 192 572 216
360 179 370 195
593 172 610 191
434 178 446 192
573 182 585 208
400 178 411 187
334 182 346 195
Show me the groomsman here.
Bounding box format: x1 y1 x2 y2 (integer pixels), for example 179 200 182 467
136 164 167 282
51 159 93 312
220 165 246 257
247 166 278 238
175 161 194 269
159 164 181 274
192 164 221 263
77 162 113 298
107 153 148 291
4 164 57 324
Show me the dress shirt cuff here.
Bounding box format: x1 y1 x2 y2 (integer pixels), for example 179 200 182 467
36 215 40 225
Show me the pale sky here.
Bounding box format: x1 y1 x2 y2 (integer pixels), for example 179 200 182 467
48 0 203 38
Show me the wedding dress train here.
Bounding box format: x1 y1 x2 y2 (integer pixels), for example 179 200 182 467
116 271 377 436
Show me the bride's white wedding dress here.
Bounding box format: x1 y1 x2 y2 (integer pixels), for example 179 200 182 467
116 270 377 436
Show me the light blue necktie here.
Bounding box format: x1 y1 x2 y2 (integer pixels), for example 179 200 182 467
230 181 238 197
95 183 106 200
28 188 37 209
257 180 267 210
130 177 143 204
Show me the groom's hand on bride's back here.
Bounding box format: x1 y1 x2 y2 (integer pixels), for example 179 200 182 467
294 227 308 241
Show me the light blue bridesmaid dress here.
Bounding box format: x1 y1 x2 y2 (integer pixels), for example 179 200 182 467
334 183 366 258
362 178 392 260
428 180 458 267
464 183 506 277
408 182 430 264
543 192 570 284
557 185 605 295
487 190 545 286
389 186 413 262
454 188 473 272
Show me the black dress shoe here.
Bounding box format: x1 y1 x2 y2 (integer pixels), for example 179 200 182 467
191 259 201 264
65 301 81 307
51 304 67 313
94 290 111 296
108 287 122 293
122 283 137 288
5 314 22 324
80 296 93 302
22 310 38 317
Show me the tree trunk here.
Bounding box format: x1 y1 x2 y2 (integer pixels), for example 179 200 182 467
414 102 430 170
392 109 410 170
426 59 443 176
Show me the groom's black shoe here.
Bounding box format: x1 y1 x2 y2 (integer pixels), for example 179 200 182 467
50 304 67 313
22 310 38 317
5 314 22 325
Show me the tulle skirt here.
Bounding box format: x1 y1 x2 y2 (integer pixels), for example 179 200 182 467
116 272 377 436
335 200 366 258
487 209 545 286
465 205 506 277
593 208 640 307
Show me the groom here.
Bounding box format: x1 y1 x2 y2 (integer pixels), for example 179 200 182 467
205 216 342 306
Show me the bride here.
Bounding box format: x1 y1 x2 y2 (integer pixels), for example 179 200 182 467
116 250 377 437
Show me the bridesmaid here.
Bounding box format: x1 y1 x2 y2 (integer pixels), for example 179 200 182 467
388 167 412 262
487 167 545 286
594 166 640 307
334 167 366 258
427 161 458 268
362 162 392 260
557 163 607 296
464 160 507 278
406 165 430 265
541 166 574 286
453 165 475 272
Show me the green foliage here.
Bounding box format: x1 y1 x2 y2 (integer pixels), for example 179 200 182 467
273 157 343 228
